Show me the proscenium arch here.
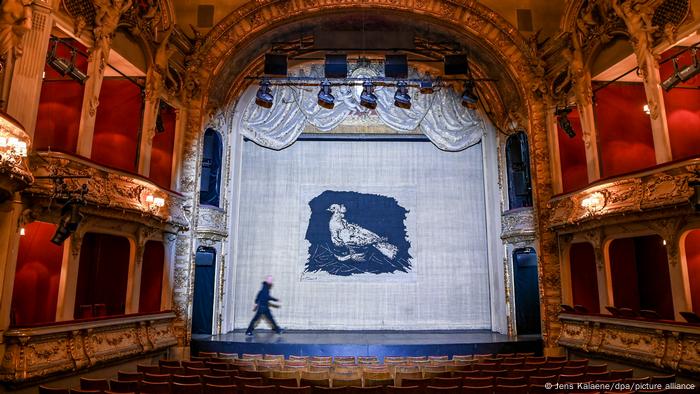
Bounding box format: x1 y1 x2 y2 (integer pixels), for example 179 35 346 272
184 0 563 352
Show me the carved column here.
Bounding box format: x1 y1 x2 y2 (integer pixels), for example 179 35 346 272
5 0 52 137
613 0 672 164
55 230 84 321
0 0 33 110
75 0 133 157
583 229 610 314
546 105 563 194
650 219 690 320
567 37 601 182
0 198 23 331
161 233 177 310
170 108 186 190
125 233 144 314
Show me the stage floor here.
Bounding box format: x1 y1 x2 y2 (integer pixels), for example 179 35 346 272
191 330 542 358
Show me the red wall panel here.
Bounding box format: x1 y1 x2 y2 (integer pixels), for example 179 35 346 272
11 222 64 326
557 108 589 193
634 235 673 319
139 241 164 313
569 243 599 313
74 233 131 318
685 229 700 315
609 238 640 311
91 79 143 173
149 104 177 189
660 50 700 160
594 83 656 178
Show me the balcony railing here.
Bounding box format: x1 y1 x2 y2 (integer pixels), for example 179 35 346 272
558 312 700 375
0 311 177 383
548 158 699 229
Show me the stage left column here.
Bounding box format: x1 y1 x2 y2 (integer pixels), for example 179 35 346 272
5 0 53 138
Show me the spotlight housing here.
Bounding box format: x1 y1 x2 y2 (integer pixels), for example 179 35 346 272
679 49 700 82
317 79 335 109
47 41 72 75
255 78 274 108
51 202 82 245
360 81 377 109
661 58 682 92
419 78 434 94
461 80 479 106
556 107 576 138
394 81 411 109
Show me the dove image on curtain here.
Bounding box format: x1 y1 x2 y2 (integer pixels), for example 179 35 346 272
303 190 412 277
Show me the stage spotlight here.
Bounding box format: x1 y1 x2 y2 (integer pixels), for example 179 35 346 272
255 78 274 108
360 81 377 109
67 49 88 84
394 81 411 109
461 80 479 106
661 58 682 92
47 41 71 75
51 202 82 245
317 79 335 109
691 180 700 211
556 107 576 138
679 49 699 82
419 78 434 94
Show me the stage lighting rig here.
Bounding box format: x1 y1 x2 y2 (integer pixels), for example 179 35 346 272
679 49 700 82
556 107 576 138
317 79 335 109
34 173 90 245
394 81 411 109
255 78 274 108
360 81 378 109
461 80 479 106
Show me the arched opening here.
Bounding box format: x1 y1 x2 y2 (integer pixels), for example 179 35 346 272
200 129 223 207
505 132 532 209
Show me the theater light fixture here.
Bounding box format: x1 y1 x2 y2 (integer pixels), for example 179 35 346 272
394 81 411 109
461 80 479 106
360 81 377 109
145 194 166 214
679 49 700 82
419 78 434 94
556 107 576 138
255 78 274 108
47 39 89 84
67 49 88 84
51 200 83 245
317 79 335 109
661 58 682 92
47 41 71 75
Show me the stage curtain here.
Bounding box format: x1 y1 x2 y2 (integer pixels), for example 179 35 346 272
139 241 165 313
685 229 700 315
594 83 656 178
556 107 588 193
232 140 490 330
240 66 484 151
74 233 131 318
569 243 599 313
10 222 64 326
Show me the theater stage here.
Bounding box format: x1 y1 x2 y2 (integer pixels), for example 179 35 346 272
191 330 542 358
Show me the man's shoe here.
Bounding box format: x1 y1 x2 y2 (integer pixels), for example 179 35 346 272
245 331 253 336
275 328 284 334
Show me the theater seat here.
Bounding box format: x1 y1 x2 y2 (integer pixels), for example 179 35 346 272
204 383 238 394
278 386 313 394
80 378 109 391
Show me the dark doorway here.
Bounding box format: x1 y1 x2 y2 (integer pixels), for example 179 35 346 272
513 247 541 335
192 246 216 334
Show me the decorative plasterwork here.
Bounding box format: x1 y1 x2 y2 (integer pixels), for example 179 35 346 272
26 152 188 230
179 0 562 351
0 312 177 383
501 208 536 243
197 207 228 237
548 159 699 230
0 113 32 200
558 313 700 375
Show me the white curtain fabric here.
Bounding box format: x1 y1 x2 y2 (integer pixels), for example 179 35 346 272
241 69 485 151
233 140 491 330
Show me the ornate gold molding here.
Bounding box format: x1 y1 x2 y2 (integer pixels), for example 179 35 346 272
25 152 188 230
548 158 698 229
0 312 177 383
558 313 700 374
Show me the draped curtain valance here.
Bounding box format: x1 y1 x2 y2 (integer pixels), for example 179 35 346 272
240 66 486 151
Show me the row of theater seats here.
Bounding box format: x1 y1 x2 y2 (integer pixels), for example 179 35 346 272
37 352 681 394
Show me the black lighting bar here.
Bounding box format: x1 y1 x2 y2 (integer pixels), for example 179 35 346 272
244 76 496 86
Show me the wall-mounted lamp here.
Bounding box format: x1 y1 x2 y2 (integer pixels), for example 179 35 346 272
145 194 166 214
581 191 605 215
643 104 650 115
